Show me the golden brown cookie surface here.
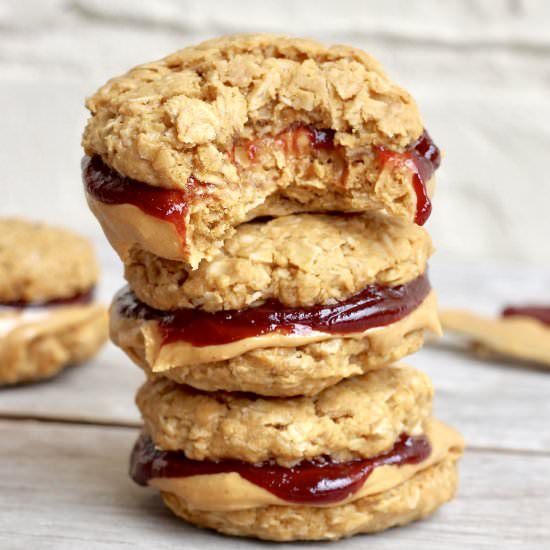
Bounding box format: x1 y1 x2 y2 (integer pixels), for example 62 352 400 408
0 218 99 304
125 213 432 312
136 364 433 466
161 456 460 541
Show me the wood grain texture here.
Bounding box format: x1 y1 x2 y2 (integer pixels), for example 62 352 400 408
0 344 143 426
0 419 547 550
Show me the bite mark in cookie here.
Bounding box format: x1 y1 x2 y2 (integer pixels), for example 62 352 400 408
83 128 439 266
83 34 440 266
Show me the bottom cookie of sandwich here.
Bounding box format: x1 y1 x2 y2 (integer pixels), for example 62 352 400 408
161 456 458 541
129 416 463 541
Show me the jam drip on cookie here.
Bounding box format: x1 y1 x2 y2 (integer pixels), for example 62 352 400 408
375 130 440 225
236 124 439 226
114 273 431 347
0 288 95 309
130 431 431 505
502 305 550 327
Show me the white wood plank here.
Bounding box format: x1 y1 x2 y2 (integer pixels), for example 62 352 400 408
0 419 547 549
0 343 143 426
409 345 550 454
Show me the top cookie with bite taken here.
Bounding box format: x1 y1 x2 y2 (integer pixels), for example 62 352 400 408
83 34 439 268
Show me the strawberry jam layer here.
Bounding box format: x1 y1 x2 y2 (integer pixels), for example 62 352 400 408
114 273 431 347
84 127 440 239
502 306 550 327
82 155 195 242
375 130 441 225
130 431 431 505
0 288 95 310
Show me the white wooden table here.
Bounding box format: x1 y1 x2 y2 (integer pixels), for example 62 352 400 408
1 257 549 549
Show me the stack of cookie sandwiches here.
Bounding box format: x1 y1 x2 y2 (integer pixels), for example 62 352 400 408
82 34 464 541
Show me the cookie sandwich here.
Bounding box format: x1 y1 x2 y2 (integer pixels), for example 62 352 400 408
131 366 463 541
0 218 108 384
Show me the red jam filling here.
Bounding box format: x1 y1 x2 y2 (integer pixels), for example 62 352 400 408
114 273 430 347
82 155 196 242
84 127 440 241
0 288 95 310
375 130 441 225
130 431 431 505
502 305 550 327
235 123 337 162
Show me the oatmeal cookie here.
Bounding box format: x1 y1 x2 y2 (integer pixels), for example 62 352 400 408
125 213 432 312
161 456 459 541
136 364 433 466
83 34 439 267
0 218 108 384
0 218 99 304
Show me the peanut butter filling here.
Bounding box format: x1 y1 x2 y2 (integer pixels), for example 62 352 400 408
0 303 106 351
85 174 436 264
112 290 440 371
148 418 463 512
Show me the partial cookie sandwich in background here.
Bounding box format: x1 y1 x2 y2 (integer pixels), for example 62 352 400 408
440 306 550 369
82 33 441 268
131 365 464 541
0 218 108 384
111 212 440 396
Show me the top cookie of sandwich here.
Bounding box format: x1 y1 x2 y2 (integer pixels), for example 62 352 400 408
0 218 99 304
83 34 439 268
